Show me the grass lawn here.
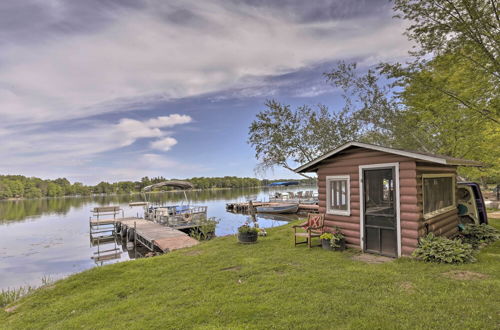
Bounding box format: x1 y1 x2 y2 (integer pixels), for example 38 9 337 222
1 219 499 329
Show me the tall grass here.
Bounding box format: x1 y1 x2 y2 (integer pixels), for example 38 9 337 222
1 276 52 308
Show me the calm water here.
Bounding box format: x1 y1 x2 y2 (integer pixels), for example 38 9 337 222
0 186 314 290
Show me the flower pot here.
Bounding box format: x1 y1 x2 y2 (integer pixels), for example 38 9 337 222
321 239 333 250
238 232 258 244
333 239 346 251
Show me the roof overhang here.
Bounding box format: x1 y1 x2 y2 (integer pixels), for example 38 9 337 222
295 142 482 173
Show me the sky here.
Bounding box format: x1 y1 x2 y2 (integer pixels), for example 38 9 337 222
0 0 413 184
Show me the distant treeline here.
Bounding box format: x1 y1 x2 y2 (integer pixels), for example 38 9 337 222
0 175 315 200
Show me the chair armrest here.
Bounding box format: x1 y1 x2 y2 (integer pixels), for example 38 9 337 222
292 221 308 228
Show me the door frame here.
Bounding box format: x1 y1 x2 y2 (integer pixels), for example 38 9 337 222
359 162 401 257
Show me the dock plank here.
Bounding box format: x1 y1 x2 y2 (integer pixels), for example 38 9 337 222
117 218 199 252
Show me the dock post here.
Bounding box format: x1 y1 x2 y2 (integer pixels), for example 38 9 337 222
134 221 137 259
89 216 92 246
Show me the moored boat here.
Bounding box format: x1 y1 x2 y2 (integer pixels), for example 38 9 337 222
256 203 299 214
141 180 208 227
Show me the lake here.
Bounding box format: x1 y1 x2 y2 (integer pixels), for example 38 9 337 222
0 185 315 290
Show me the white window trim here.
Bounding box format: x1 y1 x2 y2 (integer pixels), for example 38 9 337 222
326 175 350 216
422 173 456 219
359 163 401 257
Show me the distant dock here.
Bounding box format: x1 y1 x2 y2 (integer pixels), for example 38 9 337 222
225 202 319 214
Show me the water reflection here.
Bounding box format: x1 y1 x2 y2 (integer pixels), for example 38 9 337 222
0 185 315 290
0 187 267 223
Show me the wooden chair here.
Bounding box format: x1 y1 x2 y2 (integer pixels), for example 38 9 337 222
293 213 325 248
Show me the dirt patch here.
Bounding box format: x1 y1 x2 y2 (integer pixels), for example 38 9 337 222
220 265 242 271
4 304 21 313
182 250 203 256
443 270 489 280
399 282 415 293
487 211 500 219
351 254 394 264
41 284 56 290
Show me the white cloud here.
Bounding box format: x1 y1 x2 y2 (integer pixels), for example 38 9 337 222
0 1 414 183
150 137 178 151
146 114 192 128
0 114 191 180
0 1 412 126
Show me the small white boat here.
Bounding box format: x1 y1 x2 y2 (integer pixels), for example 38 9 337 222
256 203 299 214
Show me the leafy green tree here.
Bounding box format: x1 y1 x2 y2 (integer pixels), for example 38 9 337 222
46 182 63 197
398 52 500 182
248 100 360 177
393 0 499 79
9 180 24 198
392 0 500 123
0 183 12 199
23 181 42 199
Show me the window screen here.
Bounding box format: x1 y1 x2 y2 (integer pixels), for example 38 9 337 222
423 176 454 215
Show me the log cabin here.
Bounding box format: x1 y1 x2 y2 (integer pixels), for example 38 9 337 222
295 142 482 257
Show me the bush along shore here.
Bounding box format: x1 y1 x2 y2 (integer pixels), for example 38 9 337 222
0 174 316 200
1 218 499 329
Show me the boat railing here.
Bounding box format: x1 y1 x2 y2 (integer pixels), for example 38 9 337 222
186 205 207 214
147 205 208 227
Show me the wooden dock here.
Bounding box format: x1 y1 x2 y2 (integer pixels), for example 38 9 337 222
117 218 199 253
226 202 319 214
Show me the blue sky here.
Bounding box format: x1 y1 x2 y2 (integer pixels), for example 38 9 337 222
0 0 412 184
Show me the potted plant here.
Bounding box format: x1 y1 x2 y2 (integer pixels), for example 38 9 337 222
320 232 334 250
330 228 346 251
237 223 259 243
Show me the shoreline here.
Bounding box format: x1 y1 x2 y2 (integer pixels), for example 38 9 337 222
0 185 317 202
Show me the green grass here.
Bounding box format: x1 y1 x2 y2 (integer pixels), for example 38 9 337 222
1 220 500 329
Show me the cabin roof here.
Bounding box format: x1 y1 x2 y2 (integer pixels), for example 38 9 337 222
295 142 482 173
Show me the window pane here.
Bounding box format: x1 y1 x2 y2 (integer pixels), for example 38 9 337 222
329 179 348 211
423 177 453 215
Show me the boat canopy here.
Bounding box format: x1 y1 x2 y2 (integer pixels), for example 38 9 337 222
268 181 299 186
142 180 194 191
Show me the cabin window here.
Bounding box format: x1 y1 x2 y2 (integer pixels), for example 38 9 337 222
326 175 350 216
422 174 455 218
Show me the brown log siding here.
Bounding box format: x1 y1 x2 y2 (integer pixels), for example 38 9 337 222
317 148 420 256
314 149 461 257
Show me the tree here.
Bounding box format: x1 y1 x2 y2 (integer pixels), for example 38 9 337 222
398 52 500 182
0 183 12 199
46 182 63 197
392 0 500 123
23 181 42 198
248 100 360 177
394 0 499 77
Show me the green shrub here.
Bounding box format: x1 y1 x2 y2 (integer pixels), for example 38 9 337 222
330 231 345 248
459 224 500 249
238 224 258 235
319 232 333 240
413 233 476 264
190 217 219 241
